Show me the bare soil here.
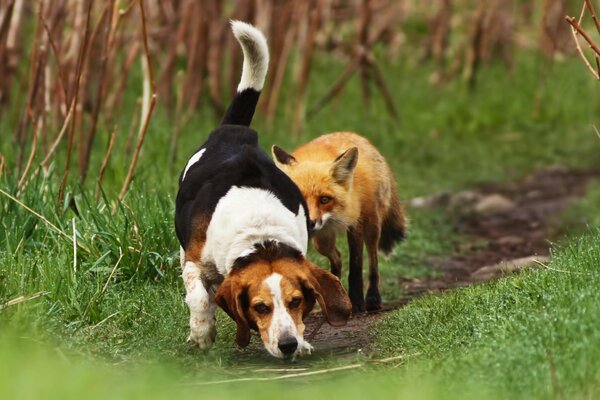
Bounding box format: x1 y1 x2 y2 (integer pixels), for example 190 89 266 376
304 166 600 353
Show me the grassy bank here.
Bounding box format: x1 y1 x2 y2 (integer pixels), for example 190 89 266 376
1 49 600 398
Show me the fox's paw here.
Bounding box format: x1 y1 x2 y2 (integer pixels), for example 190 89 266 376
365 288 382 312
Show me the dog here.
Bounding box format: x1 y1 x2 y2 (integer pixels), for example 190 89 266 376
175 21 351 359
272 133 407 312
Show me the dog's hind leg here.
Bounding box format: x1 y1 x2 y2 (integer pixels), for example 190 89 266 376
182 256 217 349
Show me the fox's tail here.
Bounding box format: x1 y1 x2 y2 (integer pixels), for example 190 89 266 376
220 21 269 127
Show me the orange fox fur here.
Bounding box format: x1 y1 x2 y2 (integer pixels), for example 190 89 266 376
272 132 407 311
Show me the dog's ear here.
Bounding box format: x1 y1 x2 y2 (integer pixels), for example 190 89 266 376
215 277 251 347
272 145 297 166
300 260 352 327
331 147 358 185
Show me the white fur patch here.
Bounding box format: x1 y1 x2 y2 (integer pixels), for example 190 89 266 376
182 261 217 349
262 273 312 359
231 20 269 92
182 148 206 181
201 186 308 275
314 212 331 231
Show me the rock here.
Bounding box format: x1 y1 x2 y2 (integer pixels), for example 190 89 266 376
470 255 549 282
448 190 483 211
474 194 515 214
495 236 524 246
409 192 451 209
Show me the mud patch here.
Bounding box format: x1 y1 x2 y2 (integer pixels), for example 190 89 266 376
304 166 599 353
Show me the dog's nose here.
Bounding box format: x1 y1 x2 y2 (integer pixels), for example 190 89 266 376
309 220 316 230
278 336 298 356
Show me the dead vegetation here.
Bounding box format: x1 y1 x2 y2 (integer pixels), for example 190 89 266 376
0 0 590 202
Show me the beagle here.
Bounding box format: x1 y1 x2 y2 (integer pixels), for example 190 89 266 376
175 21 352 359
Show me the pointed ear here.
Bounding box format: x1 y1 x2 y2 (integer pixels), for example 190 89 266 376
272 145 297 166
215 277 251 347
301 260 351 327
331 147 358 185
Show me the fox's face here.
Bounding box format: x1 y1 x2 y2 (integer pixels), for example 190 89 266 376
272 146 358 233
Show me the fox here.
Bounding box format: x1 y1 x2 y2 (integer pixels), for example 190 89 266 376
272 132 407 312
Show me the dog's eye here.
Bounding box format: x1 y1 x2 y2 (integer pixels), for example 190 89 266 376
319 196 332 205
254 303 271 314
289 297 302 309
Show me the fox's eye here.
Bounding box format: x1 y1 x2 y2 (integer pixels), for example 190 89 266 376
319 196 332 205
254 303 271 314
289 297 302 309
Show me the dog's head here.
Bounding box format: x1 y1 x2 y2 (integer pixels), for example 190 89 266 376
215 244 351 359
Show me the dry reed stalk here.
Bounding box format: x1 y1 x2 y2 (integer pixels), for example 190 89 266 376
540 0 571 58
293 0 321 134
41 98 75 170
567 11 600 55
566 14 600 78
567 2 599 80
357 0 372 109
96 127 117 201
76 4 110 179
0 0 16 105
105 41 140 118
80 2 115 183
16 0 45 173
207 2 225 116
169 70 187 167
118 0 157 201
585 0 600 33
17 117 40 190
57 0 93 209
124 98 142 155
265 3 297 124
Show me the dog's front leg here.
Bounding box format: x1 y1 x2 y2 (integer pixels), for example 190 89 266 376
182 259 217 349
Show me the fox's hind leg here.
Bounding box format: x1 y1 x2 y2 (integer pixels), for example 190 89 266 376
312 232 342 278
364 223 382 311
347 227 365 312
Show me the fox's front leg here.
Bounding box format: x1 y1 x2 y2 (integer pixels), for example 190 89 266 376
182 258 217 349
312 232 342 278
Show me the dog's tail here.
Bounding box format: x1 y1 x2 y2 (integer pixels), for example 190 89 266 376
220 21 269 127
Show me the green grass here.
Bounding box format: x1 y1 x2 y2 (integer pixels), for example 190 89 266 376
1 48 600 399
2 229 600 399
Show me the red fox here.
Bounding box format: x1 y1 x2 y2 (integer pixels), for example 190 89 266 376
272 132 407 312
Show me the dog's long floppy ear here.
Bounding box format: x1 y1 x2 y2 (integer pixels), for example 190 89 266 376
331 147 358 185
272 145 297 166
300 260 352 327
215 277 251 347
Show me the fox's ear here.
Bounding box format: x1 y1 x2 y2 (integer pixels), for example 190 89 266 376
272 145 297 166
331 147 358 185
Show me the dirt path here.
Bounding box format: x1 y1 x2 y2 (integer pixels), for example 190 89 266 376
304 166 600 353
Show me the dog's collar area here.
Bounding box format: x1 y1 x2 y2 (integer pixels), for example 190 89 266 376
232 240 303 270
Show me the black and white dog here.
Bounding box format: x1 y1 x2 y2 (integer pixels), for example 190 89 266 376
175 21 350 359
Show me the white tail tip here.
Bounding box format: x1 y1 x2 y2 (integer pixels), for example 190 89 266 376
230 20 269 92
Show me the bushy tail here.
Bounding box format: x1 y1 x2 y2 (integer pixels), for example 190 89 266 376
379 193 407 255
220 21 269 126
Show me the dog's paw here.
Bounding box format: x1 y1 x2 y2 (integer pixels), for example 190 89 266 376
187 320 216 350
297 340 314 356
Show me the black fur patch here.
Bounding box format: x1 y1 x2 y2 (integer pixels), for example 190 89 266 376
220 89 260 126
232 240 303 270
175 125 309 250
